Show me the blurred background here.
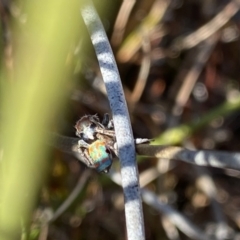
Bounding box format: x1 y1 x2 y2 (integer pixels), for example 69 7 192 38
1 0 240 239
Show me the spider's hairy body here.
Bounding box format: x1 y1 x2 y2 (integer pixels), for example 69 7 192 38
75 113 150 173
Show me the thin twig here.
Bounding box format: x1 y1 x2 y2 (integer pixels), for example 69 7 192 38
139 167 164 187
139 159 175 187
161 216 180 240
117 0 169 63
141 189 210 240
136 145 240 171
50 133 240 171
185 142 230 239
155 95 240 145
110 171 209 240
185 141 230 239
38 224 48 240
111 0 136 47
80 2 145 240
169 35 218 123
195 169 230 239
48 170 91 223
130 29 151 105
50 133 240 238
170 0 240 51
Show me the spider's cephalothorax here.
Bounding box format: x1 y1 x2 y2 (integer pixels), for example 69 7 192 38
75 113 150 173
75 114 114 142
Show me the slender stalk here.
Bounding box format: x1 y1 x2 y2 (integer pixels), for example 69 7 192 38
51 133 240 171
141 189 209 240
80 2 145 240
136 145 240 170
110 171 209 240
171 0 240 51
48 170 91 223
0 1 79 238
155 96 240 145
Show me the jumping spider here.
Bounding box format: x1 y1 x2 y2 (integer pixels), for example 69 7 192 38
75 113 150 173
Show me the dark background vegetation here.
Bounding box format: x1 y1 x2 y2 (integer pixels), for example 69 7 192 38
1 0 240 239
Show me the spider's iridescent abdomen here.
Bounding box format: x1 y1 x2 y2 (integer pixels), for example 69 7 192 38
88 140 112 173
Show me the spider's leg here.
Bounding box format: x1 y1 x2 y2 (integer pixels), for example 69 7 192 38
95 127 116 137
89 114 100 123
76 146 94 167
83 148 96 167
89 114 105 129
107 119 114 129
112 142 119 157
78 139 89 148
102 113 110 128
77 140 95 167
102 113 114 129
135 138 151 145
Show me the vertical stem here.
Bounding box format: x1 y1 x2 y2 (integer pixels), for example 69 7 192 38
80 2 145 240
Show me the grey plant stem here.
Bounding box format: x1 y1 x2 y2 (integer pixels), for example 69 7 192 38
141 189 209 240
48 170 91 223
110 171 209 240
50 133 240 171
136 145 240 170
80 2 145 240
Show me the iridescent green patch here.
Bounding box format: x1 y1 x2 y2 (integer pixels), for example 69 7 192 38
88 140 112 172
